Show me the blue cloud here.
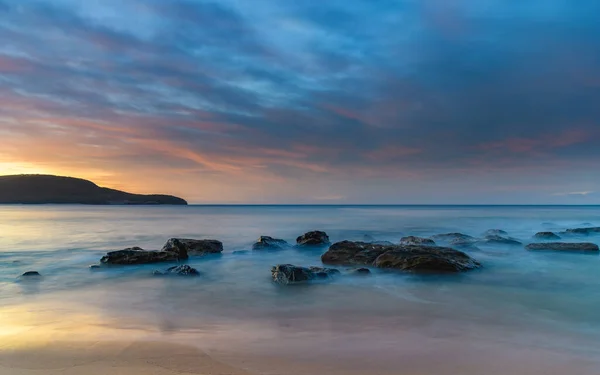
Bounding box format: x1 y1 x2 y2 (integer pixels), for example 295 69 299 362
1 0 600 202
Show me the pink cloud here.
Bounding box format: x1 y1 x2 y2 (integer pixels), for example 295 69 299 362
0 56 35 73
477 128 595 155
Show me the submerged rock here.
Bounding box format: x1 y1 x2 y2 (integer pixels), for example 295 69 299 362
430 233 475 243
449 237 480 250
89 264 102 270
153 265 200 276
348 268 371 275
400 236 436 246
534 232 561 240
484 229 509 236
564 227 600 236
20 271 41 277
321 241 480 273
296 231 330 246
252 236 289 250
162 238 223 256
271 264 340 285
481 235 522 246
526 242 599 252
100 246 184 265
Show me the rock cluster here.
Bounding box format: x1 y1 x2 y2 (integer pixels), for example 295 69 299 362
296 231 330 246
321 241 480 273
399 236 436 246
101 238 223 265
252 236 289 250
271 264 340 285
153 265 200 276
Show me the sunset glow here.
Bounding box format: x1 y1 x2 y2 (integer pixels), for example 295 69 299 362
1 0 599 203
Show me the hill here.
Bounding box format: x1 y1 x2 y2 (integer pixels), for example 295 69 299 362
0 175 188 205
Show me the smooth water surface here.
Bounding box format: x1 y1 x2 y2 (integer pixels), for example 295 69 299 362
1 205 600 374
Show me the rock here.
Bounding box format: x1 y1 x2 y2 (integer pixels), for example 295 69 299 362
100 246 184 265
322 241 393 265
400 236 436 246
534 232 561 240
21 271 41 277
321 241 481 273
348 268 371 275
162 238 223 256
449 237 480 249
373 241 395 245
373 245 481 273
153 265 200 276
526 242 599 252
309 266 341 279
271 264 340 285
482 235 522 246
564 227 600 236
296 231 330 246
484 229 509 236
89 264 102 270
430 233 475 243
252 236 289 250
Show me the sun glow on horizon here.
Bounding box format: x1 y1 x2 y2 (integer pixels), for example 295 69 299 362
0 162 56 176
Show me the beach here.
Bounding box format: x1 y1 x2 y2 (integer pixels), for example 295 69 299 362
2 205 600 374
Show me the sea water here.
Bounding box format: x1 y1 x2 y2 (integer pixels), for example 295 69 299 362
1 205 600 374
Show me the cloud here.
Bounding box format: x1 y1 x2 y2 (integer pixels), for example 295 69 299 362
1 0 600 203
552 191 596 197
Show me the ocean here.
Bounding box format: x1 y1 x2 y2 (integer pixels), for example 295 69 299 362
1 205 600 374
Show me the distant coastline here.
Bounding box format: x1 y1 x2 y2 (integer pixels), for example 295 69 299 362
0 175 187 205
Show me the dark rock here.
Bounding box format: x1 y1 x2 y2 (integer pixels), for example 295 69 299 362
482 235 522 246
564 227 600 236
362 235 394 245
309 266 341 279
526 242 599 252
153 265 200 276
449 237 480 249
100 246 184 265
400 236 436 246
162 238 223 256
430 233 475 243
271 264 339 285
348 268 371 275
484 229 509 236
373 245 481 273
534 232 561 240
252 236 289 250
322 241 393 265
89 264 102 270
321 241 480 273
21 271 41 277
372 240 395 245
296 231 330 246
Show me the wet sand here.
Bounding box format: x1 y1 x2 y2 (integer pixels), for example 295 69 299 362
0 340 253 375
2 337 600 375
2 323 600 375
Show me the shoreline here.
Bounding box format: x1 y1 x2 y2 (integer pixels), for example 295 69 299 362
2 296 600 375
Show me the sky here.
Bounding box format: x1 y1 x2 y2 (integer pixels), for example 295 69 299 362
1 0 599 204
